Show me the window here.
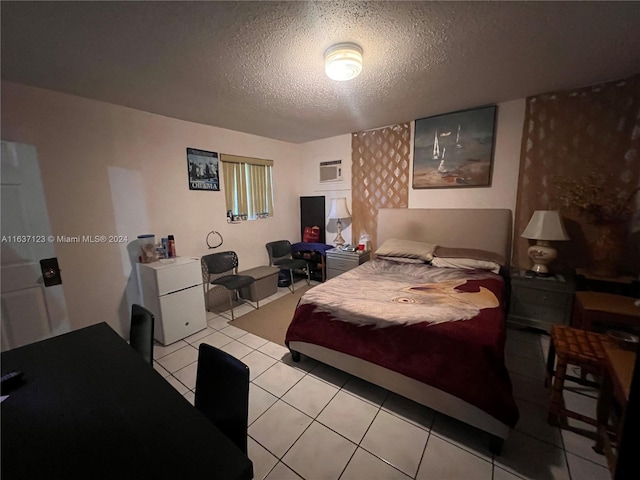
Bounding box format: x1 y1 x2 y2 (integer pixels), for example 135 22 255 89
220 154 274 220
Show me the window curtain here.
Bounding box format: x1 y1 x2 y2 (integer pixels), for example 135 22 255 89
513 74 640 274
222 162 247 215
247 163 273 217
221 154 274 218
351 123 411 251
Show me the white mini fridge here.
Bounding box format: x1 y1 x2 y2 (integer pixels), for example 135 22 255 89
137 257 207 345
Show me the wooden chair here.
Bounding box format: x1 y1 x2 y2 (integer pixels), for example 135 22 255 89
545 324 609 426
195 343 250 453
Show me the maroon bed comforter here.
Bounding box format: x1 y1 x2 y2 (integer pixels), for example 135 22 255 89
285 266 519 428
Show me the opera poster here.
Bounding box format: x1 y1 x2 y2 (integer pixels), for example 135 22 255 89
187 147 220 191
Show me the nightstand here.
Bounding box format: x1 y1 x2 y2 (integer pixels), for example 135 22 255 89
326 248 371 280
507 270 576 332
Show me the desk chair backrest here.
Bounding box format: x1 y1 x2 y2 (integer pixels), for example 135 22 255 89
265 240 310 292
130 304 155 365
267 239 298 264
195 343 250 454
202 251 239 276
201 251 255 320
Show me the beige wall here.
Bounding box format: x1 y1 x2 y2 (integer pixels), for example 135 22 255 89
299 99 526 243
298 134 354 244
1 81 304 336
408 99 525 211
1 81 526 337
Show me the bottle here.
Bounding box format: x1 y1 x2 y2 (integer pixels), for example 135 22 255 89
161 238 169 258
168 235 176 258
155 242 165 261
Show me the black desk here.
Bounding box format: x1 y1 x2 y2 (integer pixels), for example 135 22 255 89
292 242 333 282
1 323 253 480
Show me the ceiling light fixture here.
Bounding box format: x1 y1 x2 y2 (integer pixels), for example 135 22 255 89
324 43 363 81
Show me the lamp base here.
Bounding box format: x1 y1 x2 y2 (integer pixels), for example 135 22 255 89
525 269 552 278
333 218 346 246
527 240 557 275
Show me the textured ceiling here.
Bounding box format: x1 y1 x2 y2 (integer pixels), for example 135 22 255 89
2 1 640 144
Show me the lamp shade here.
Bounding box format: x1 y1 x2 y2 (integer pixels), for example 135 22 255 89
521 210 569 241
324 43 363 81
328 198 351 219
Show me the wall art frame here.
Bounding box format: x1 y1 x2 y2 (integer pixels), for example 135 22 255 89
187 147 220 191
412 105 497 189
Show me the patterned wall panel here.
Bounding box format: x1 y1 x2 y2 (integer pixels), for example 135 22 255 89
351 123 411 251
514 74 640 274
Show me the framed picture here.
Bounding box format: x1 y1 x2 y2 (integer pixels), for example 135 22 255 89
413 105 497 189
187 148 220 191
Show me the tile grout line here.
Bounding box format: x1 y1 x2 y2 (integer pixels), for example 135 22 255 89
164 310 591 479
246 352 438 479
163 330 502 478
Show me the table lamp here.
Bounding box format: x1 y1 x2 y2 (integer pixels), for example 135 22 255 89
328 197 351 246
521 210 570 275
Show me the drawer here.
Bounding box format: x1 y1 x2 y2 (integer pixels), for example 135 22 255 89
509 298 567 324
157 286 207 345
507 315 557 333
326 267 343 280
327 256 360 271
511 286 568 309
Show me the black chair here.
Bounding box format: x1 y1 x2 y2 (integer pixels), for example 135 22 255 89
201 251 255 320
130 303 155 365
266 240 310 293
195 343 250 454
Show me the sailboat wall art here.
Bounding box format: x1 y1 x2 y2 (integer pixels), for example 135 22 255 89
412 105 497 189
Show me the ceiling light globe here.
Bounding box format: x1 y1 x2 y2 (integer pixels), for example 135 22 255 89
325 43 363 81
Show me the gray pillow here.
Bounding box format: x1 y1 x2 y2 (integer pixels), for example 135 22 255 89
375 238 436 262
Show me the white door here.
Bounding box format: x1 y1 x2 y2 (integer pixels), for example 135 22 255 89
1 141 69 351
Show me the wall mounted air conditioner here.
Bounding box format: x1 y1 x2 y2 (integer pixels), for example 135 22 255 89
319 160 343 183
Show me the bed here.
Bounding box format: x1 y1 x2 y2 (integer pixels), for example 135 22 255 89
285 208 519 453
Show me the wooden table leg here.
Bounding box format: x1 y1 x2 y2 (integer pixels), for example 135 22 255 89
594 369 613 455
548 358 567 426
545 338 556 388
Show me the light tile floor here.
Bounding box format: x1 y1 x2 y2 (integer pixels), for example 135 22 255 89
153 280 612 480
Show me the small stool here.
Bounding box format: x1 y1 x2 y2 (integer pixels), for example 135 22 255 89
545 325 609 426
572 291 640 332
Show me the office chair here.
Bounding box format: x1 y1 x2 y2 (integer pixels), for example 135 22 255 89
130 303 155 365
266 240 310 293
201 251 255 320
195 343 250 454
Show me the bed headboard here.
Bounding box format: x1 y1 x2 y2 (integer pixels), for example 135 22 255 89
377 208 513 266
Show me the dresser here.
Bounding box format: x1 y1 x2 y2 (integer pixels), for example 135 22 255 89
326 248 370 280
507 270 576 332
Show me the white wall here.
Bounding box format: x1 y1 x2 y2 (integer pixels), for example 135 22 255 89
1 81 305 335
409 99 525 210
1 81 526 337
298 134 354 244
298 100 526 242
